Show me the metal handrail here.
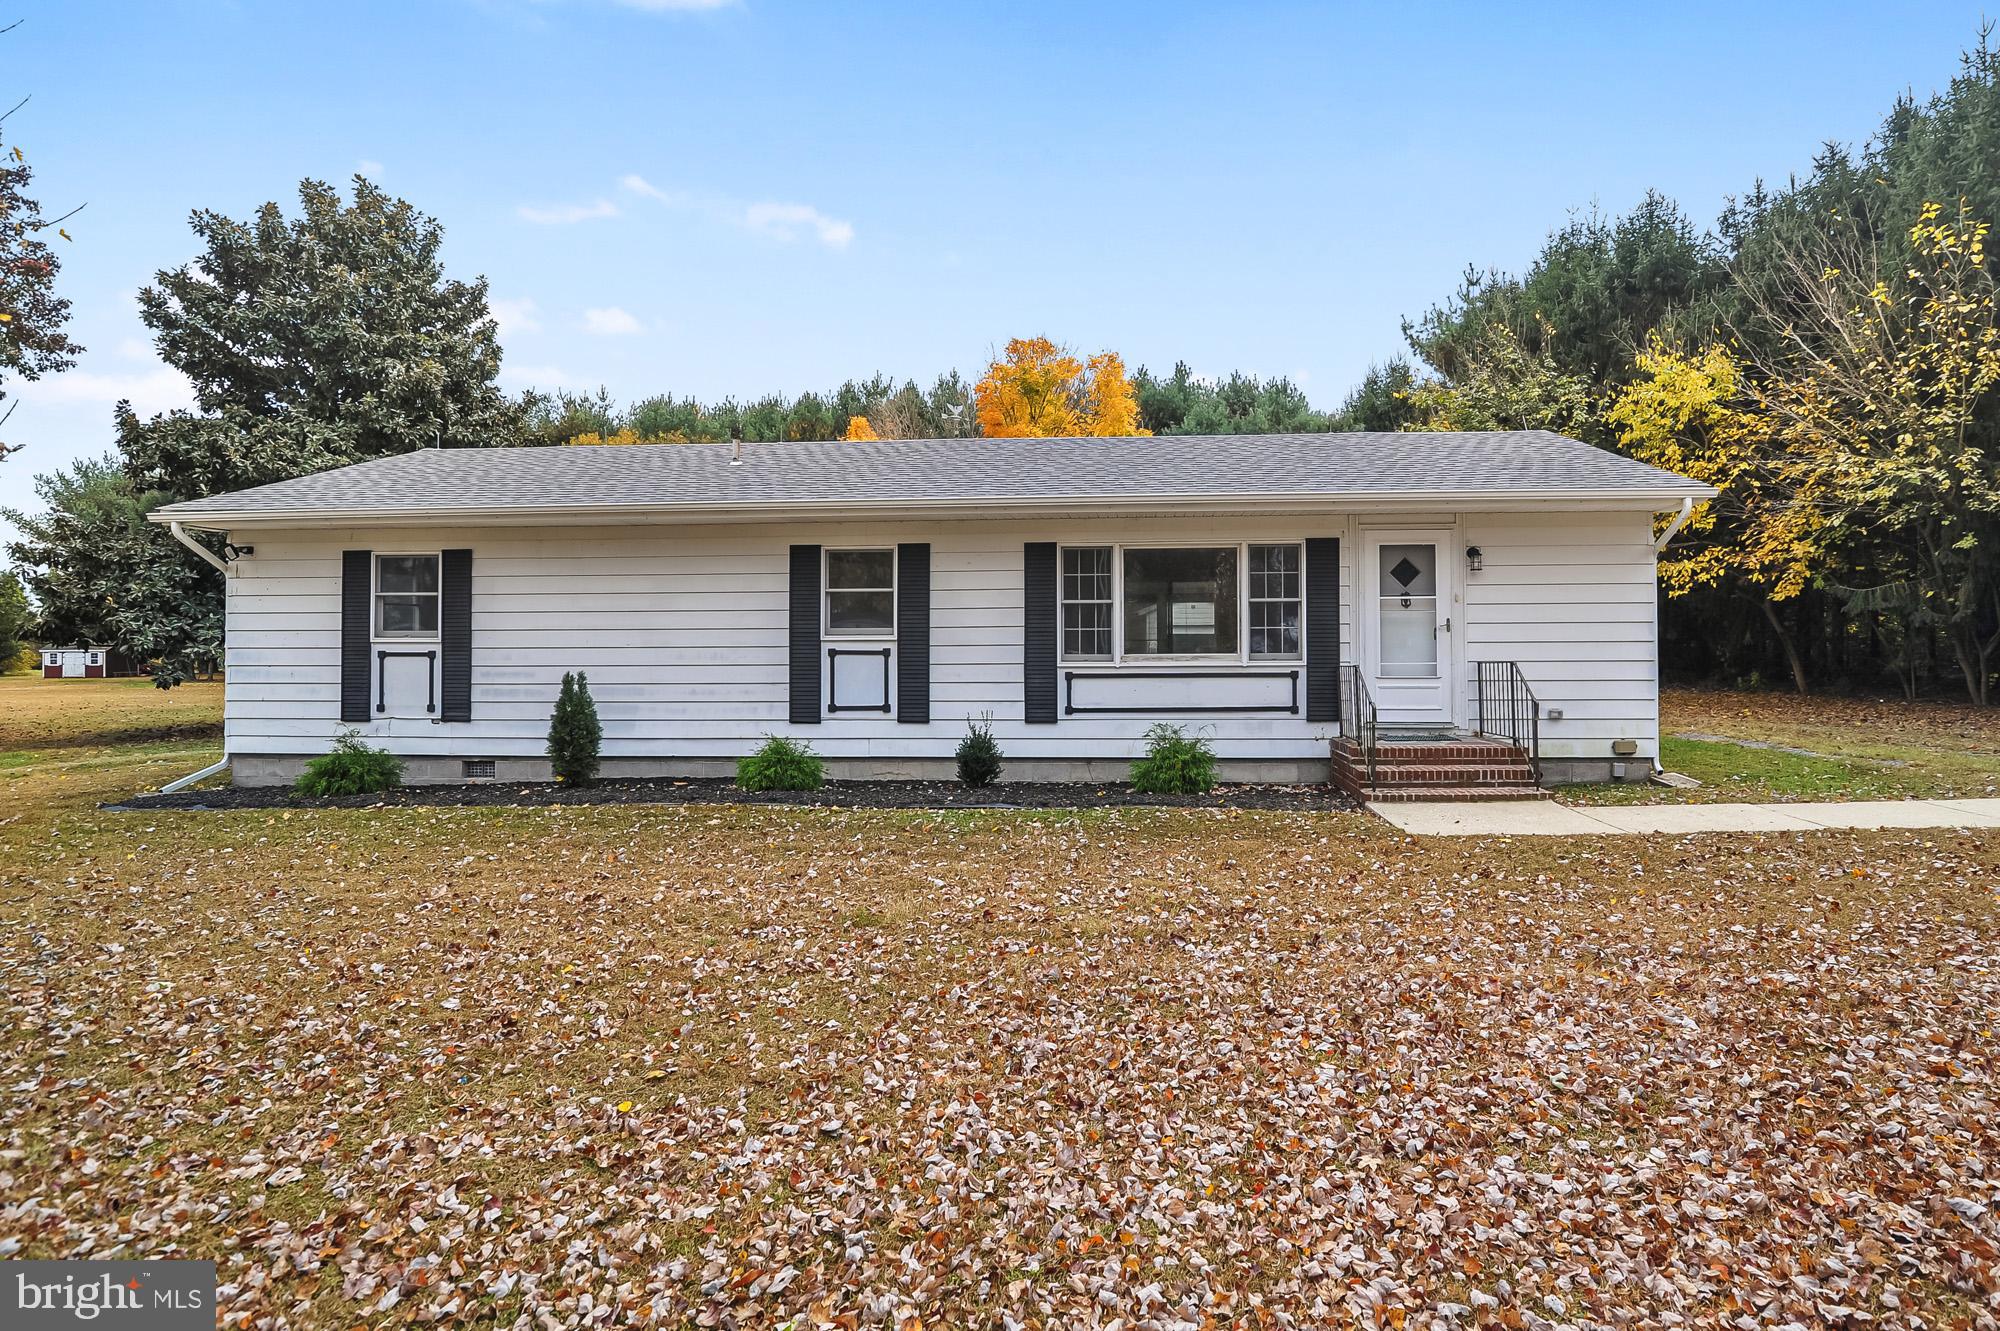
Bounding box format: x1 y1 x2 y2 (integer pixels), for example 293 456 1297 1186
1338 663 1379 786
1472 660 1540 783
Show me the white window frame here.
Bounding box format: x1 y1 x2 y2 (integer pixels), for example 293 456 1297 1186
1056 541 1306 666
1060 546 1116 662
374 551 442 641
1245 542 1305 662
823 546 897 639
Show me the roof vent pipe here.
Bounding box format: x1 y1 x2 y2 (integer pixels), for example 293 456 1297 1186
730 431 742 465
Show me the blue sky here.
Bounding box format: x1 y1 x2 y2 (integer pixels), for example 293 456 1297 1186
2 0 1992 531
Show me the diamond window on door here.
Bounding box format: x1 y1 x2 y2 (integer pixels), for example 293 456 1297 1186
1377 543 1438 678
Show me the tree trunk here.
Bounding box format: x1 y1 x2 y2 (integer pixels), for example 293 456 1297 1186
1760 597 1809 694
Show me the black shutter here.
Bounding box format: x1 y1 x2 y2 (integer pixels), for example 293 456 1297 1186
340 550 372 723
440 548 472 722
896 543 931 724
789 545 823 724
1304 537 1340 723
1023 542 1057 724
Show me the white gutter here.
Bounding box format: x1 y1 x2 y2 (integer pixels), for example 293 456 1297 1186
168 520 229 573
154 487 1720 531
1652 497 1696 553
163 520 230 790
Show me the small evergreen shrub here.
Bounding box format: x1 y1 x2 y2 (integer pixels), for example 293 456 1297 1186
955 712 1004 787
547 671 603 785
1129 723 1218 795
737 734 825 791
295 727 404 796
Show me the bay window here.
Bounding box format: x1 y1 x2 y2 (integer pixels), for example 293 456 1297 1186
1057 542 1305 663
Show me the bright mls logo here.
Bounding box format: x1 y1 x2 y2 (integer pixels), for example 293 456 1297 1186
6 1262 215 1329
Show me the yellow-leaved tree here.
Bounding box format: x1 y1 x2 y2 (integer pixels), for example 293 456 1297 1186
1735 198 2000 704
843 414 879 441
1609 343 1819 693
973 336 1150 437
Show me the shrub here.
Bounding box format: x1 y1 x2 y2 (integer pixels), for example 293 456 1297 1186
956 712 1004 787
1129 723 1218 795
295 727 404 796
737 734 824 791
547 670 603 785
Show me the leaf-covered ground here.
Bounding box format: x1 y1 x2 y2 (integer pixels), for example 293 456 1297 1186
2 683 1997 1327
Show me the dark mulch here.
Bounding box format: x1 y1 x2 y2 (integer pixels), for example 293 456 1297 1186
110 776 1357 814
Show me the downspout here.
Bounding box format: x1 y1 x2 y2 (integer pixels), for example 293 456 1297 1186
163 521 230 791
168 520 229 573
1646 498 1695 775
1652 497 1694 553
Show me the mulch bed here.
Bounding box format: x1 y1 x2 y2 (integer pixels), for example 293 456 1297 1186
110 776 1357 813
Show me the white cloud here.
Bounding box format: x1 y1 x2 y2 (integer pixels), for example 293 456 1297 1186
619 174 854 250
489 297 542 335
744 201 854 249
620 173 675 202
581 306 643 336
21 366 196 416
358 159 385 177
116 337 156 362
516 198 619 225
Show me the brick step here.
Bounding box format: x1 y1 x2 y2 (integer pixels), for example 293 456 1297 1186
1332 740 1528 764
1362 784 1553 803
1367 767 1539 786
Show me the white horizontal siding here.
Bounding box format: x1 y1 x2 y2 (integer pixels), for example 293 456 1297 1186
220 510 1661 766
1460 512 1660 759
222 517 1350 761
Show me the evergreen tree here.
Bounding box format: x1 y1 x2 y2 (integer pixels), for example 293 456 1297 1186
2 456 222 684
0 570 30 665
547 671 603 785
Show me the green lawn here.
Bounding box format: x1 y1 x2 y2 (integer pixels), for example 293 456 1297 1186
1561 686 2000 804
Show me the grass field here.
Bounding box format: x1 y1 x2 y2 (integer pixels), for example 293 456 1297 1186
2 680 1997 1327
1563 686 2000 804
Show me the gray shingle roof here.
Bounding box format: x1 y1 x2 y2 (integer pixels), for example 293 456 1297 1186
152 431 1711 524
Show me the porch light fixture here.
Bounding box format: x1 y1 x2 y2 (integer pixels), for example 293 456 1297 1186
1465 545 1483 572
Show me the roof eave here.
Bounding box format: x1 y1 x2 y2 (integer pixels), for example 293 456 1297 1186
152 486 1720 530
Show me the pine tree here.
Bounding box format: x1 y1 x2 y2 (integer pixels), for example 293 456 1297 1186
547 671 603 785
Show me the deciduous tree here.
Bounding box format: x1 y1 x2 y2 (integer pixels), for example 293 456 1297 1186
120 176 522 497
0 108 82 461
973 337 1151 437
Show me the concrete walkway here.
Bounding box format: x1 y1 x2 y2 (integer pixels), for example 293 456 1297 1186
1371 796 2000 836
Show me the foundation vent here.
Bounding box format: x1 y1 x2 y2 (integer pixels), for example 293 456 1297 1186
463 759 496 780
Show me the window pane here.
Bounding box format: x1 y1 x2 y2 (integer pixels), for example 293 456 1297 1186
379 595 437 635
1249 544 1300 600
378 554 439 594
1378 544 1436 598
1122 547 1238 656
1062 547 1112 602
1063 601 1112 658
1249 600 1301 658
828 549 894 590
827 589 894 633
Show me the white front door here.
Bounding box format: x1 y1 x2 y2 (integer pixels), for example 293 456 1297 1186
1363 529 1456 725
60 651 86 678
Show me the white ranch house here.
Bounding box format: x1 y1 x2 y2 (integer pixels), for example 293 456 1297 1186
150 431 1713 792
